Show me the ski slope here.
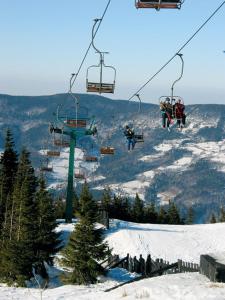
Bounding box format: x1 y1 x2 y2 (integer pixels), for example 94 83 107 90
1 220 225 299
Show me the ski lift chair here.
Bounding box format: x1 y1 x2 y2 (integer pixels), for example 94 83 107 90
84 155 98 162
134 133 144 143
54 139 70 147
86 18 116 94
74 170 85 180
41 166 53 172
86 64 116 94
131 94 144 143
47 150 60 157
135 0 182 9
100 147 115 155
41 157 53 172
64 119 87 128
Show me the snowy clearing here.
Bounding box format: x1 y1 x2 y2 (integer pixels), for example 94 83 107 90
1 220 225 299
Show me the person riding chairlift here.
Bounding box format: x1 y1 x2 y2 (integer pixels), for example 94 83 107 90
160 98 174 129
175 99 186 128
124 125 136 151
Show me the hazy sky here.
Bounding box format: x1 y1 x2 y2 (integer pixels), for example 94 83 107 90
0 0 224 104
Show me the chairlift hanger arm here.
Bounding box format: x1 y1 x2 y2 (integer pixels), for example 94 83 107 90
135 93 142 113
91 19 105 59
171 53 184 99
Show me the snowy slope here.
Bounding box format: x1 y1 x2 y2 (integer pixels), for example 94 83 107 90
1 220 225 299
1 273 225 300
56 220 225 264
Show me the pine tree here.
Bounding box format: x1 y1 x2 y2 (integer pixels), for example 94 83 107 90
158 206 168 224
34 176 61 276
0 129 18 236
219 206 225 222
60 183 109 284
100 187 112 212
186 206 194 225
0 149 38 285
111 194 124 219
167 202 181 225
132 193 144 223
54 195 66 219
210 213 217 224
122 197 132 221
145 201 158 224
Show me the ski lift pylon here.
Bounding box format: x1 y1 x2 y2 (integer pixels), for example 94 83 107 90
86 19 116 94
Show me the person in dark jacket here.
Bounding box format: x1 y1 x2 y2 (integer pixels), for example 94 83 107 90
175 99 186 128
124 125 136 151
160 98 174 129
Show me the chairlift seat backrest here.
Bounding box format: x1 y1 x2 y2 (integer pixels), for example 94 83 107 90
100 147 115 155
54 140 70 147
87 82 115 94
134 134 144 143
65 119 87 128
47 151 60 157
85 156 98 162
136 1 181 9
74 173 85 179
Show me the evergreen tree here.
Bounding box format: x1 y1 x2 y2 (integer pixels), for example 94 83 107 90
111 194 124 219
0 149 38 285
122 197 132 221
132 193 144 223
145 201 158 224
158 206 168 224
34 176 61 275
0 129 18 235
100 187 112 212
167 202 181 225
210 213 217 224
186 206 194 225
219 206 225 222
61 183 109 284
54 196 66 219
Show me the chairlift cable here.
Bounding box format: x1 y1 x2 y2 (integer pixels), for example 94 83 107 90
128 1 225 100
70 0 112 90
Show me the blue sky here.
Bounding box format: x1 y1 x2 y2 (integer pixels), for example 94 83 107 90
0 0 224 104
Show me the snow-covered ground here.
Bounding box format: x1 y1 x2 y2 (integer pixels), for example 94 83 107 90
1 272 225 300
1 220 225 299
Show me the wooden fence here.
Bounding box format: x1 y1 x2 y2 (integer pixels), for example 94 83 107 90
105 254 199 276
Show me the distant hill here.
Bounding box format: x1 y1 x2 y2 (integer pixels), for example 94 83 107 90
1 93 225 223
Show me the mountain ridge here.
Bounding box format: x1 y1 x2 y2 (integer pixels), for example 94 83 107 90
0 93 225 223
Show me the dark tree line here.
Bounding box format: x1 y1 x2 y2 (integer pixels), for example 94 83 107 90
0 129 61 286
100 189 187 225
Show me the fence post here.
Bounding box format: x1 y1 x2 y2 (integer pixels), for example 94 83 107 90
178 259 182 273
139 254 146 276
134 256 140 274
128 255 133 273
146 254 152 276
